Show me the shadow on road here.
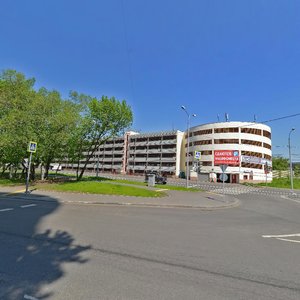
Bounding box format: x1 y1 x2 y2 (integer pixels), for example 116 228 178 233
0 192 91 299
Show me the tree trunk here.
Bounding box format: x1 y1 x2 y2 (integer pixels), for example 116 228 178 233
30 163 35 181
41 164 45 181
44 161 51 179
9 165 13 179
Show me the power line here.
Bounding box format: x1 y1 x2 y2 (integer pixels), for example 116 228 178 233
260 113 300 124
240 112 300 128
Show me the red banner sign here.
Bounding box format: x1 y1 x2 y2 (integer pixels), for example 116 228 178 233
214 150 239 165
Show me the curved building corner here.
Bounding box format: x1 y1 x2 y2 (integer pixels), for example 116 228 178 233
184 121 272 183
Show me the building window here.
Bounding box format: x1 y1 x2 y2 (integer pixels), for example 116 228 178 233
263 130 271 139
193 140 212 146
263 143 272 150
202 161 212 166
241 139 262 147
264 154 272 160
214 127 239 133
201 150 212 155
214 139 239 144
163 135 176 140
241 151 263 158
193 129 213 136
241 162 263 169
241 128 262 136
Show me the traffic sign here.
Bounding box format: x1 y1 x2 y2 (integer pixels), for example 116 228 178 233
194 151 201 160
220 173 228 182
220 164 228 173
28 141 37 153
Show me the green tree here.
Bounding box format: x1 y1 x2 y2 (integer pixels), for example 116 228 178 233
0 70 80 180
30 88 80 179
294 164 300 177
0 70 37 176
272 157 289 171
69 92 133 180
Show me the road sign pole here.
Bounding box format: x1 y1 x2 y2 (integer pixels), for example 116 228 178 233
25 152 32 194
222 172 225 194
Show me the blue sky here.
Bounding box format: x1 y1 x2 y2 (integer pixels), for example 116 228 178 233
1 0 300 159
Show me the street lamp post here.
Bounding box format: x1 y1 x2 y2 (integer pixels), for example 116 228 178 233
181 106 196 188
288 128 295 192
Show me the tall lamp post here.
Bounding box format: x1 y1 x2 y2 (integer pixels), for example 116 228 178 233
181 106 196 188
288 128 295 192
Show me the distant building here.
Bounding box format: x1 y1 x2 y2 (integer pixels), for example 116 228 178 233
187 122 272 182
62 121 272 183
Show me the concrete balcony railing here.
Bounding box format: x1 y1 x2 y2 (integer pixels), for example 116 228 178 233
161 139 177 145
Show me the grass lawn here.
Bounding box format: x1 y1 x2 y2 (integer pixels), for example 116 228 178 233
0 178 25 186
36 181 166 197
87 177 200 192
245 177 300 189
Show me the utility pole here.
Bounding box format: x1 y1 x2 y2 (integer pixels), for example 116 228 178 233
288 128 295 192
181 106 196 188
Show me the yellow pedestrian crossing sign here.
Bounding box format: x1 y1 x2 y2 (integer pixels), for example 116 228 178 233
28 141 37 153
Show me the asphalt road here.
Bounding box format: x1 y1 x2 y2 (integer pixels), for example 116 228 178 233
0 191 300 299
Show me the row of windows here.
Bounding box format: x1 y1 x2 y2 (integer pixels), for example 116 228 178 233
190 127 271 138
241 162 263 169
193 129 213 136
131 135 177 143
241 151 262 158
241 128 262 135
241 139 262 147
214 139 239 144
214 127 239 133
191 139 271 149
129 162 176 166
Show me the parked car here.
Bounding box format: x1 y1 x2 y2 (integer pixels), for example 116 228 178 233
144 171 167 184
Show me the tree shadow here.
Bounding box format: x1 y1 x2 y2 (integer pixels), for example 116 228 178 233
0 192 91 299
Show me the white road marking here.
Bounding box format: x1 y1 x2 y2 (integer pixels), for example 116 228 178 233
276 238 300 243
24 294 39 300
280 195 300 204
20 204 37 208
0 208 14 212
262 233 300 238
262 233 300 244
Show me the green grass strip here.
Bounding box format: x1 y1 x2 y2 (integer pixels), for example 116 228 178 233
89 177 200 192
0 178 25 186
36 181 166 197
244 177 300 189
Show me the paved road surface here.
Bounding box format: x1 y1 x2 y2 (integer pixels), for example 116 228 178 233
0 190 299 299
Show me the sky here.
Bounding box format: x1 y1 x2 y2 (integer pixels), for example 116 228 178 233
0 0 300 160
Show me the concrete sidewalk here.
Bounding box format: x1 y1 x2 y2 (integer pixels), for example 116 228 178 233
0 185 239 209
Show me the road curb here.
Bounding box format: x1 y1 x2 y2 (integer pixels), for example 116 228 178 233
0 190 240 210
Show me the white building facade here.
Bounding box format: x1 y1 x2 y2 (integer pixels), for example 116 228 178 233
62 121 272 183
186 122 272 183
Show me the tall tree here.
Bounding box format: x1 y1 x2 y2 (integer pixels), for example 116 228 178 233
30 88 80 178
0 70 37 175
69 92 133 180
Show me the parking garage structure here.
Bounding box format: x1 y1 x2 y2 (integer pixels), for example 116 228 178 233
187 121 272 183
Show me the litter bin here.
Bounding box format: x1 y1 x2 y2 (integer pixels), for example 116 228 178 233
148 173 155 187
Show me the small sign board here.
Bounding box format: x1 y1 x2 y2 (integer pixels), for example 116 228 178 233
28 141 37 153
194 151 201 160
220 173 228 182
214 150 239 165
220 164 228 173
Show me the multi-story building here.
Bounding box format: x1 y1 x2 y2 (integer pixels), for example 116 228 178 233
126 130 184 176
186 122 272 182
62 121 272 183
78 130 184 177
